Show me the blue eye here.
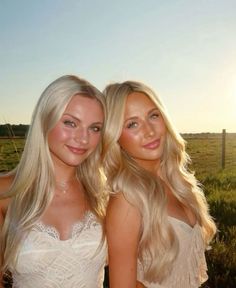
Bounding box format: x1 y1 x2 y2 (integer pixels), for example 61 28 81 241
150 113 159 119
127 121 138 129
90 126 102 132
64 120 76 127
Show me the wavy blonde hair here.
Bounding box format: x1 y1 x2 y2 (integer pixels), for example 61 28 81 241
1 75 107 272
102 81 216 283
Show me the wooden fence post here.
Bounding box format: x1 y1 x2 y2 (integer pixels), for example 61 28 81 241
221 129 226 169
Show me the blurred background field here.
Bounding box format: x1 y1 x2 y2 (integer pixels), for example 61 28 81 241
184 133 236 287
0 133 236 287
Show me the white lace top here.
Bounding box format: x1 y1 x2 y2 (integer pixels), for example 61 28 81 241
137 216 208 288
11 211 107 288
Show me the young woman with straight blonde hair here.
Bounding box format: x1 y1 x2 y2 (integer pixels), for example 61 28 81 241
103 80 216 288
0 75 108 287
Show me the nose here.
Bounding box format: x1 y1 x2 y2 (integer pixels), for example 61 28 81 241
143 122 155 138
75 127 89 145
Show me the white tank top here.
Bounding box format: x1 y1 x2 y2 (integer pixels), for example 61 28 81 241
11 211 107 288
137 216 208 288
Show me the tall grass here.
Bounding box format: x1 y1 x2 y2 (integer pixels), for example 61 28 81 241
0 138 24 172
184 134 236 288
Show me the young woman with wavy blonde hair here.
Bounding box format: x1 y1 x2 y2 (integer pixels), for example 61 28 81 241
0 75 108 287
103 80 216 288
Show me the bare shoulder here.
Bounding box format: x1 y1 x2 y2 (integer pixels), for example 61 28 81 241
106 192 141 226
106 192 141 244
106 193 142 287
0 173 14 194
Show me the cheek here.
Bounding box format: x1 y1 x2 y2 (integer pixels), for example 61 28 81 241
157 118 167 135
48 126 70 145
90 133 102 147
119 131 139 151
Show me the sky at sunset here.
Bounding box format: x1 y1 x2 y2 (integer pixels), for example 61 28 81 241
1 0 235 133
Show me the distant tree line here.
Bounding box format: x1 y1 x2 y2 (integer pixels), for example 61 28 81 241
0 124 29 137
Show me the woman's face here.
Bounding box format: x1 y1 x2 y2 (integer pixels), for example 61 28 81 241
119 92 166 171
48 94 104 168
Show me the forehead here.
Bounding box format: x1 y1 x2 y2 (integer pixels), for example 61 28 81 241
124 92 156 116
64 94 104 120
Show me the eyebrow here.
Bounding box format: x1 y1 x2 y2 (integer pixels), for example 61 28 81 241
124 116 138 125
124 108 160 123
63 113 103 125
148 107 160 114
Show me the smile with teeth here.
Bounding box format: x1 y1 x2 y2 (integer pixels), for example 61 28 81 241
143 139 160 149
67 145 88 154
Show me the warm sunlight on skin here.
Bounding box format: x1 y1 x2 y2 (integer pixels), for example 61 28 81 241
119 92 166 172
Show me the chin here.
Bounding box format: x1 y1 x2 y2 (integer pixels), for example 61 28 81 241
64 158 86 167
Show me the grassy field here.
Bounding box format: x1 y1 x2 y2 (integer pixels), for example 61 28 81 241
0 133 236 287
182 133 236 287
0 138 24 172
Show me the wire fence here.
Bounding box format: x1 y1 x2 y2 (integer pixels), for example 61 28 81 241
182 131 236 176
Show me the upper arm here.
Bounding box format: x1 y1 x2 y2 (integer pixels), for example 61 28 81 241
0 175 12 287
0 174 13 226
0 177 11 288
106 193 141 288
0 199 5 279
0 204 4 228
0 201 6 286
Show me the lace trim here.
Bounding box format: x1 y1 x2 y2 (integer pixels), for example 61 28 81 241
33 211 99 241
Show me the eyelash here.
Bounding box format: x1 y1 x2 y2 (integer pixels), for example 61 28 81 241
150 113 159 119
90 126 102 132
126 113 159 128
63 120 76 127
63 119 102 132
127 121 138 129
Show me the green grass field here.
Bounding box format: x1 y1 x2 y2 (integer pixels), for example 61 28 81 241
0 134 236 287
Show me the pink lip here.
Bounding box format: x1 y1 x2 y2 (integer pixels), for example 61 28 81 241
143 139 160 149
67 145 88 155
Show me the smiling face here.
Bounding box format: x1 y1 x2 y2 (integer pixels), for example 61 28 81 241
48 94 104 169
119 92 167 172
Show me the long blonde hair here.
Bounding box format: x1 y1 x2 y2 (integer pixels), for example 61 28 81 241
1 75 107 272
103 81 216 283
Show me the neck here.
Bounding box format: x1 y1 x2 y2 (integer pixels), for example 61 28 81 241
55 176 79 194
51 154 78 182
55 175 77 183
136 159 160 175
53 164 77 182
